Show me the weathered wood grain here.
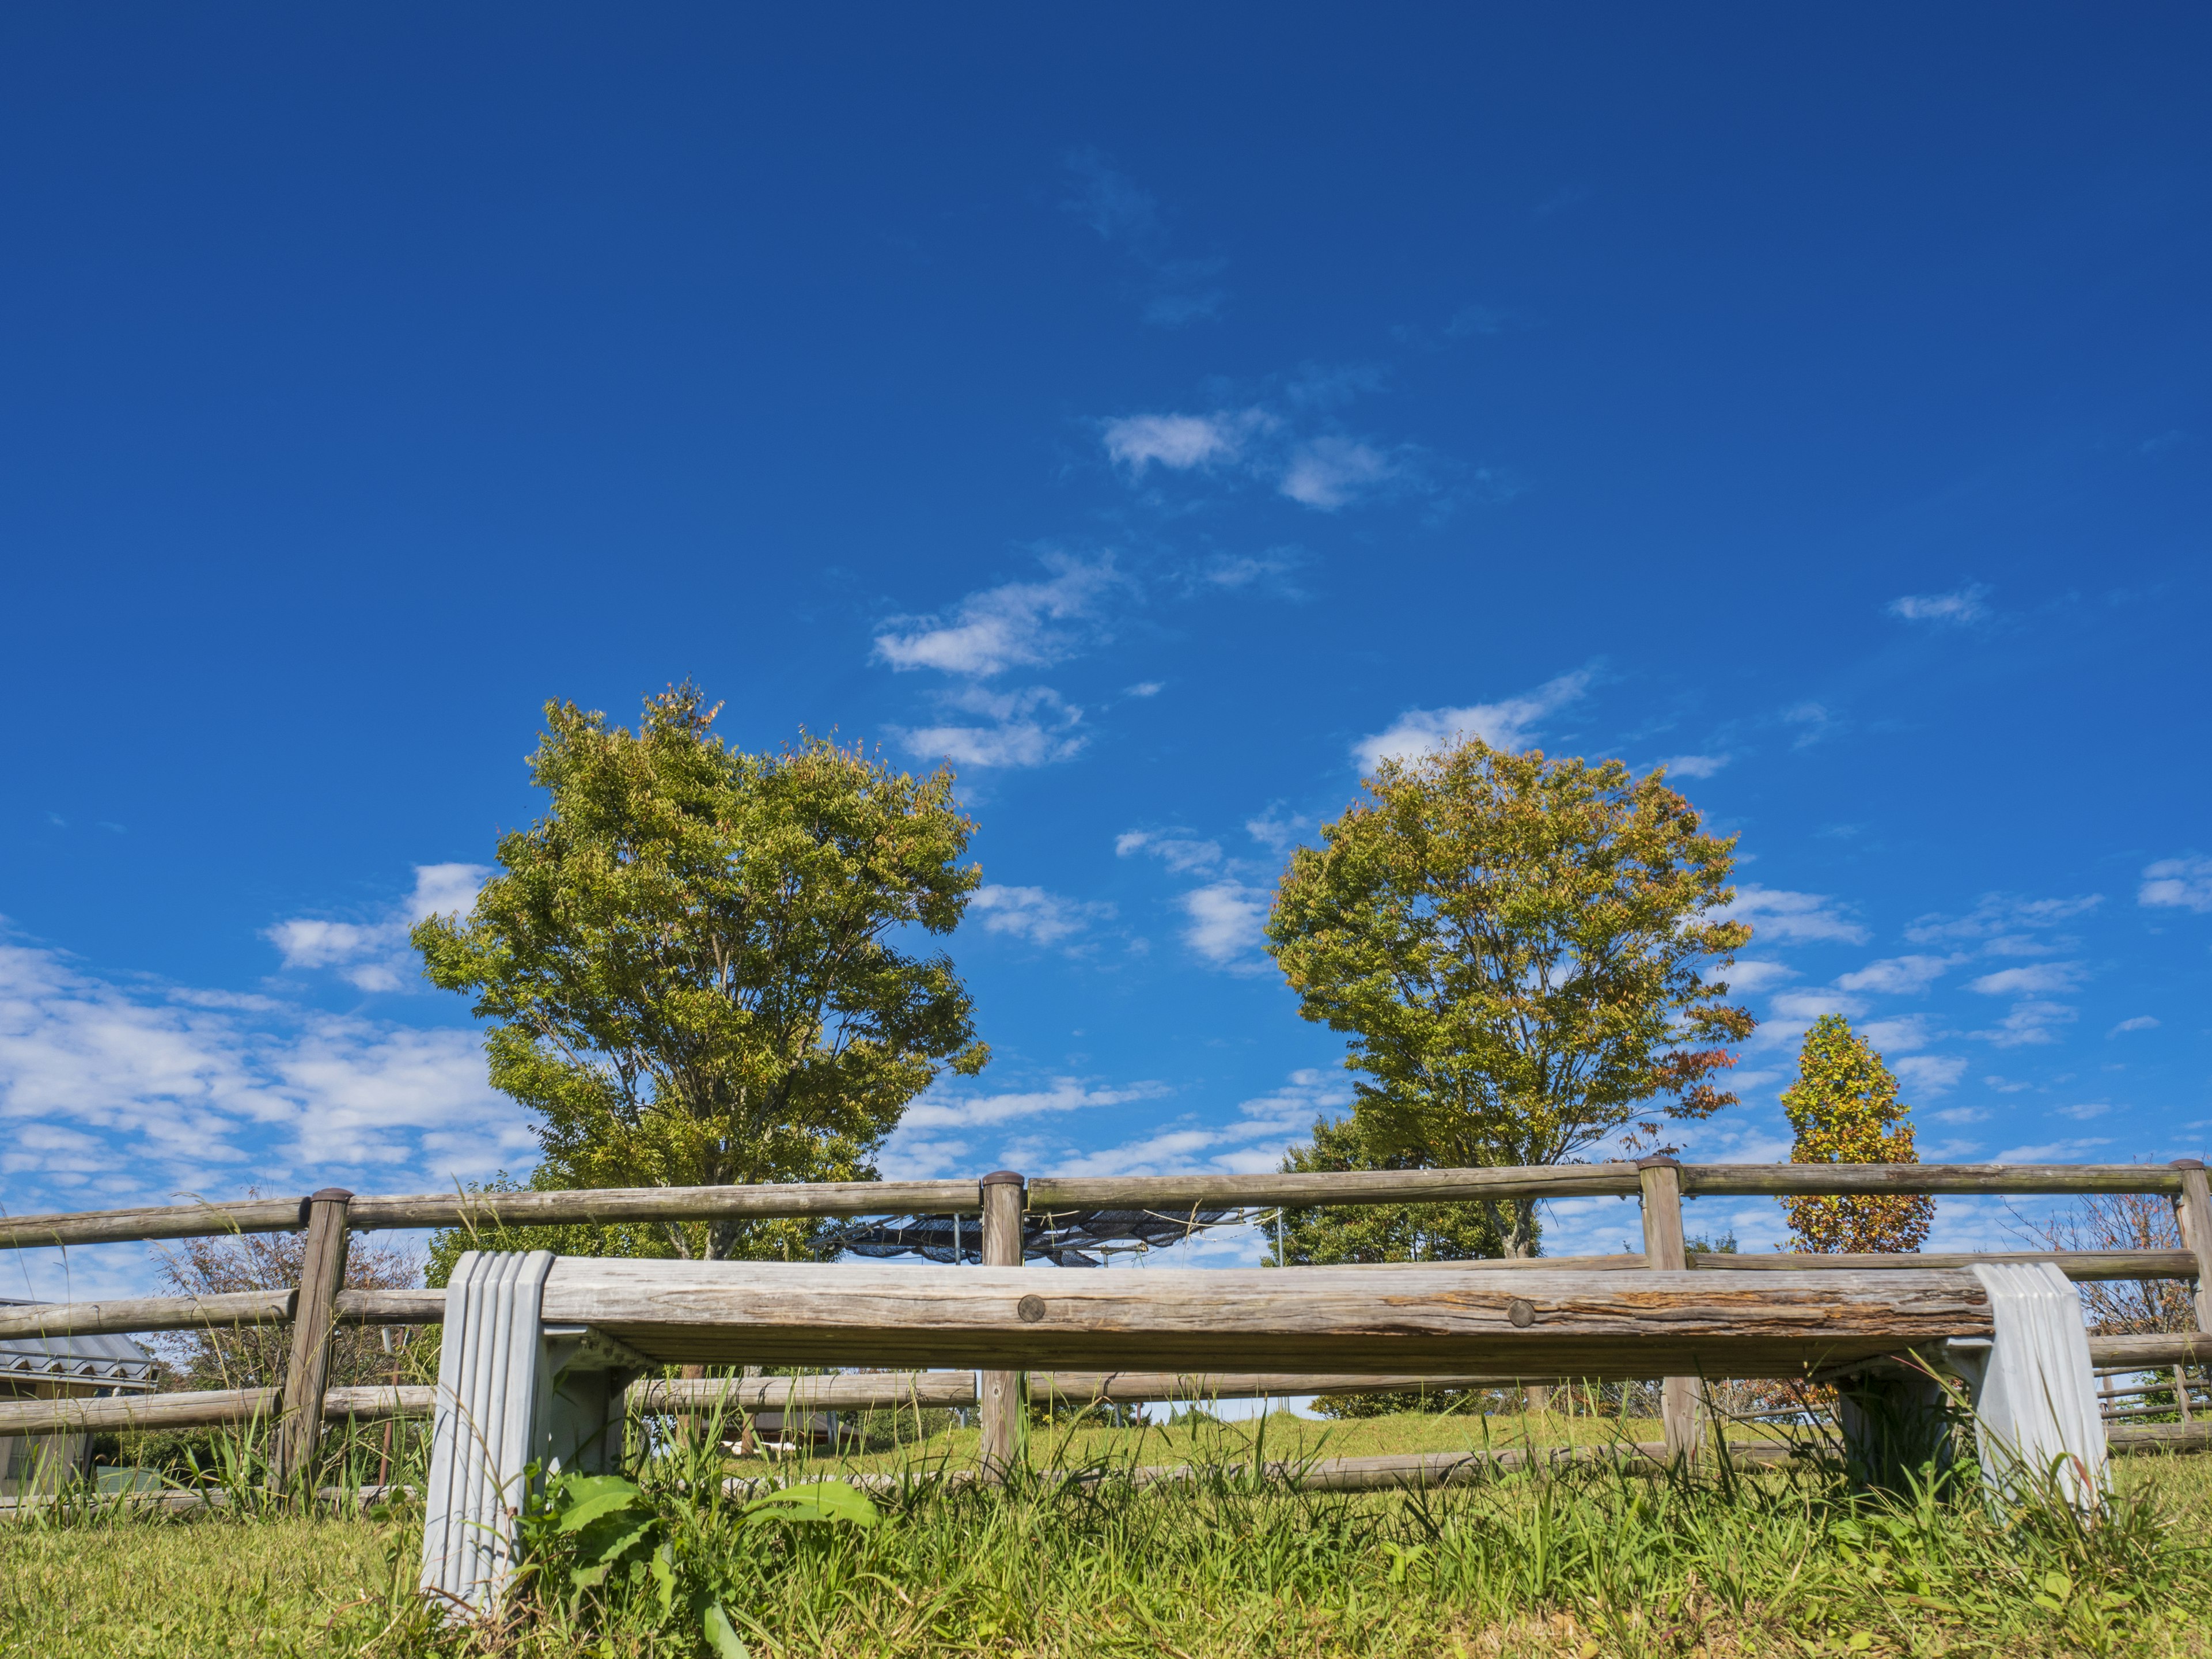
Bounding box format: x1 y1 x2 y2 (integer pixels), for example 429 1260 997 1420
631 1372 983 1411
276 1188 351 1480
1037 1371 1531 1402
536 1260 1992 1377
344 1179 984 1232
0 1387 279 1435
1027 1165 1643 1211
322 1385 435 1419
0 1290 294 1340
2108 1422 2212 1453
335 1289 448 1324
0 1198 303 1251
2088 1334 2212 1368
1680 1164 2184 1196
1691 1249 2198 1281
0 1179 985 1251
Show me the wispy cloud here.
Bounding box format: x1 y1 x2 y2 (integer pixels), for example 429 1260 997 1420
1835 955 1956 995
895 684 1086 769
1102 410 1272 474
1906 892 2103 946
1710 960 1797 995
1354 670 1591 772
2108 1015 2160 1037
1971 1000 2078 1048
1040 1070 1346 1180
872 554 1124 770
1720 885 1870 946
1657 753 1730 780
2141 855 2212 914
266 863 489 993
1062 149 1226 327
1116 830 1224 874
1180 882 1270 971
873 554 1120 679
1887 584 1992 625
1892 1054 1967 1097
1967 962 2088 996
1279 437 1403 509
967 885 1114 949
1770 989 1870 1022
1995 1135 2111 1163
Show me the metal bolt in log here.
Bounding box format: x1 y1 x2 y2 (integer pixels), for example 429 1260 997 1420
1637 1157 1702 1460
978 1171 1027 1479
275 1188 352 1487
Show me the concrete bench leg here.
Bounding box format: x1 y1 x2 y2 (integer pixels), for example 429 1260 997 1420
417 1252 641 1618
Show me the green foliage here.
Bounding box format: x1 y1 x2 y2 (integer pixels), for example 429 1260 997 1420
412 684 988 1260
1266 739 1753 1255
12 1428 2212 1658
1781 1014 1936 1255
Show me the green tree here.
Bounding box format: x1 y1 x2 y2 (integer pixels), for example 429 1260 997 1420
412 684 988 1262
1264 738 1754 1256
1779 1014 1934 1254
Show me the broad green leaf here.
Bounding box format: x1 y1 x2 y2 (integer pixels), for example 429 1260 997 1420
704 1604 752 1659
741 1481 881 1528
2041 1571 2072 1601
556 1476 643 1533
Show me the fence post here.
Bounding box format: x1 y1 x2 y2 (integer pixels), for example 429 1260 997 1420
1635 1157 1700 1460
276 1187 353 1488
978 1171 1027 1480
2171 1160 2212 1335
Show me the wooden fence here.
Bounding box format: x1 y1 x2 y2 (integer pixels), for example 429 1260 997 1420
4 1156 2210 1478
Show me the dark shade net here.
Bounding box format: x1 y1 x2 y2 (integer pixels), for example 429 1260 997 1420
826 1206 1248 1268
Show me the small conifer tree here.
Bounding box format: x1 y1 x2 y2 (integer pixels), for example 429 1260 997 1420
1780 1014 1935 1253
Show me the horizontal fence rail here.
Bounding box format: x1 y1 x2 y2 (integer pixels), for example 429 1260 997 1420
5 1161 2199 1255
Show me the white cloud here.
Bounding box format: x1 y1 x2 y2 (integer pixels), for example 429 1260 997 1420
1354 670 1591 772
1279 437 1399 509
1995 1137 2112 1163
1720 885 1870 946
1115 831 1223 873
1770 989 1870 1021
1657 753 1730 779
1710 959 1797 995
892 684 1086 770
899 1078 1169 1133
1835 955 1956 995
1061 150 1227 327
2108 1015 2160 1036
1046 1070 1348 1179
873 554 1119 678
1101 410 1269 474
0 930 525 1237
1967 962 2087 996
1859 1014 1936 1053
1124 681 1164 698
1905 892 2102 945
266 863 490 993
1244 808 1312 854
2140 855 2212 914
2051 1103 2113 1121
1887 584 1991 624
1181 882 1270 969
967 885 1113 948
1892 1054 1967 1097
1970 1000 2078 1048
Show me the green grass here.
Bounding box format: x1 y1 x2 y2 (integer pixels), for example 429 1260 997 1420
7 1412 2212 1658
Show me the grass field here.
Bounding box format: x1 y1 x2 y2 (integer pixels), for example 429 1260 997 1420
6 1410 2212 1658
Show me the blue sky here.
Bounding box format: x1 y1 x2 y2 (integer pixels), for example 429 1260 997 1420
4 6 2209 1296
